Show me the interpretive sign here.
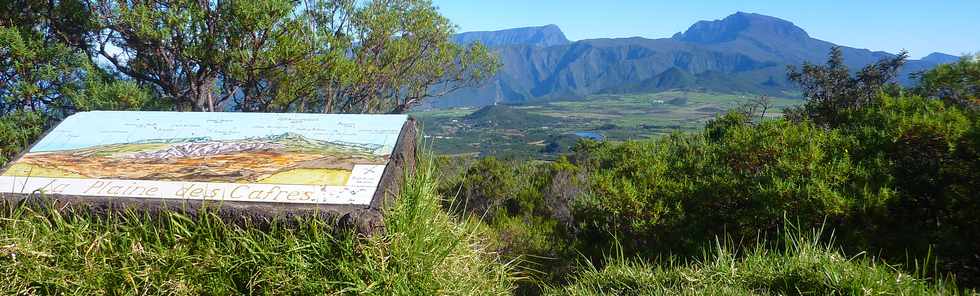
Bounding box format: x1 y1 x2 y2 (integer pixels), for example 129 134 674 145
0 111 417 233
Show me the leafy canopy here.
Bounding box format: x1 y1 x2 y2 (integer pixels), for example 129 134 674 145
90 0 498 113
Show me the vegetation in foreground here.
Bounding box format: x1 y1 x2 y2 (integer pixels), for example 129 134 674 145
548 225 959 295
2 0 979 293
1 155 971 295
2 52 978 295
440 52 980 293
0 159 514 295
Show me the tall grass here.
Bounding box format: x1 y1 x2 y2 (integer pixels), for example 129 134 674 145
0 155 515 295
546 222 968 295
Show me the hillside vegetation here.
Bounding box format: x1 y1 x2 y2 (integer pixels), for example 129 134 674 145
2 0 979 294
414 91 803 158
439 54 980 293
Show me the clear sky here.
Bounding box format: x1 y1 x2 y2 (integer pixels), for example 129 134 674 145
432 0 979 59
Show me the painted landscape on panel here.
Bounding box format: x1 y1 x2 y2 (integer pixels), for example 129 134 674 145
2 132 386 186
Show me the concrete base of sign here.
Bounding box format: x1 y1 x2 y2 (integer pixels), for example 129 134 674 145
0 117 416 235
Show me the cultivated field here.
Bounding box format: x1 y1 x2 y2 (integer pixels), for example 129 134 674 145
412 91 802 158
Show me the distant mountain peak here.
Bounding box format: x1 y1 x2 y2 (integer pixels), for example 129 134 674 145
133 136 211 144
433 12 956 108
264 132 306 141
921 52 960 64
673 12 809 44
453 25 570 47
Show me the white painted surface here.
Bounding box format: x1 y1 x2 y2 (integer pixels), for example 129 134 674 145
0 164 386 205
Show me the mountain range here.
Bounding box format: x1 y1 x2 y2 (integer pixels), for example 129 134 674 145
112 133 379 159
430 12 962 107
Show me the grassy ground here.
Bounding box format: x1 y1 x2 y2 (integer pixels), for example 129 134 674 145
0 154 970 295
547 225 964 295
0 157 515 295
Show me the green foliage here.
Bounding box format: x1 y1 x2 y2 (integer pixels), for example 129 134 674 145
566 94 979 283
785 46 908 126
90 0 498 113
438 157 580 290
0 0 95 48
0 111 46 166
546 224 964 295
443 157 520 217
338 0 499 113
0 26 153 162
572 118 865 256
0 156 515 295
839 95 980 283
91 0 317 111
914 54 980 108
0 26 151 117
439 92 979 291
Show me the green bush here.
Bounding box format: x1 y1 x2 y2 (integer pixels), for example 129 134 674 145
841 95 980 284
438 156 584 291
442 157 522 218
436 95 979 290
913 54 980 108
572 116 865 257
564 95 979 286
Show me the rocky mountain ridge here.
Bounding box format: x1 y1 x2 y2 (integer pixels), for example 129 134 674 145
432 12 961 107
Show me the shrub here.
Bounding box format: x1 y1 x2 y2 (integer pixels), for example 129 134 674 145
442 156 521 218
565 95 980 286
438 156 584 291
913 54 980 108
572 117 865 257
840 95 980 284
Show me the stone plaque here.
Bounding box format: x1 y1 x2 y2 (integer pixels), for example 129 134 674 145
0 111 416 233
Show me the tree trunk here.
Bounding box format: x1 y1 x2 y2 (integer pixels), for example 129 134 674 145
193 77 217 111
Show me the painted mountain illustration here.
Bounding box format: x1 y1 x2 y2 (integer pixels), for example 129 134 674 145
2 133 386 186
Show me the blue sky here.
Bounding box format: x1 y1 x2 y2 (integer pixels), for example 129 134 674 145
432 0 979 59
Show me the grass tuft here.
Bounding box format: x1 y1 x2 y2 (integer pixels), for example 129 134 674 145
0 154 515 295
545 221 967 295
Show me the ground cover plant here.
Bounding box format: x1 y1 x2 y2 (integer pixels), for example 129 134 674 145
547 224 961 295
0 157 516 295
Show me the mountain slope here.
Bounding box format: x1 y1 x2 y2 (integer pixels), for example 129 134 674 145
452 24 570 47
433 12 959 107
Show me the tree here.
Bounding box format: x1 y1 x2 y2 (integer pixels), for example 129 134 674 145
734 95 772 122
315 0 499 113
89 0 498 113
913 54 979 108
0 26 151 118
0 25 152 165
0 0 95 50
785 46 907 126
0 110 46 166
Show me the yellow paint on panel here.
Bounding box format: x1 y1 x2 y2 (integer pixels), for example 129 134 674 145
258 168 351 186
2 163 86 178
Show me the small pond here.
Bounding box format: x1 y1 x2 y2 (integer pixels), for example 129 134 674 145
573 131 605 141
